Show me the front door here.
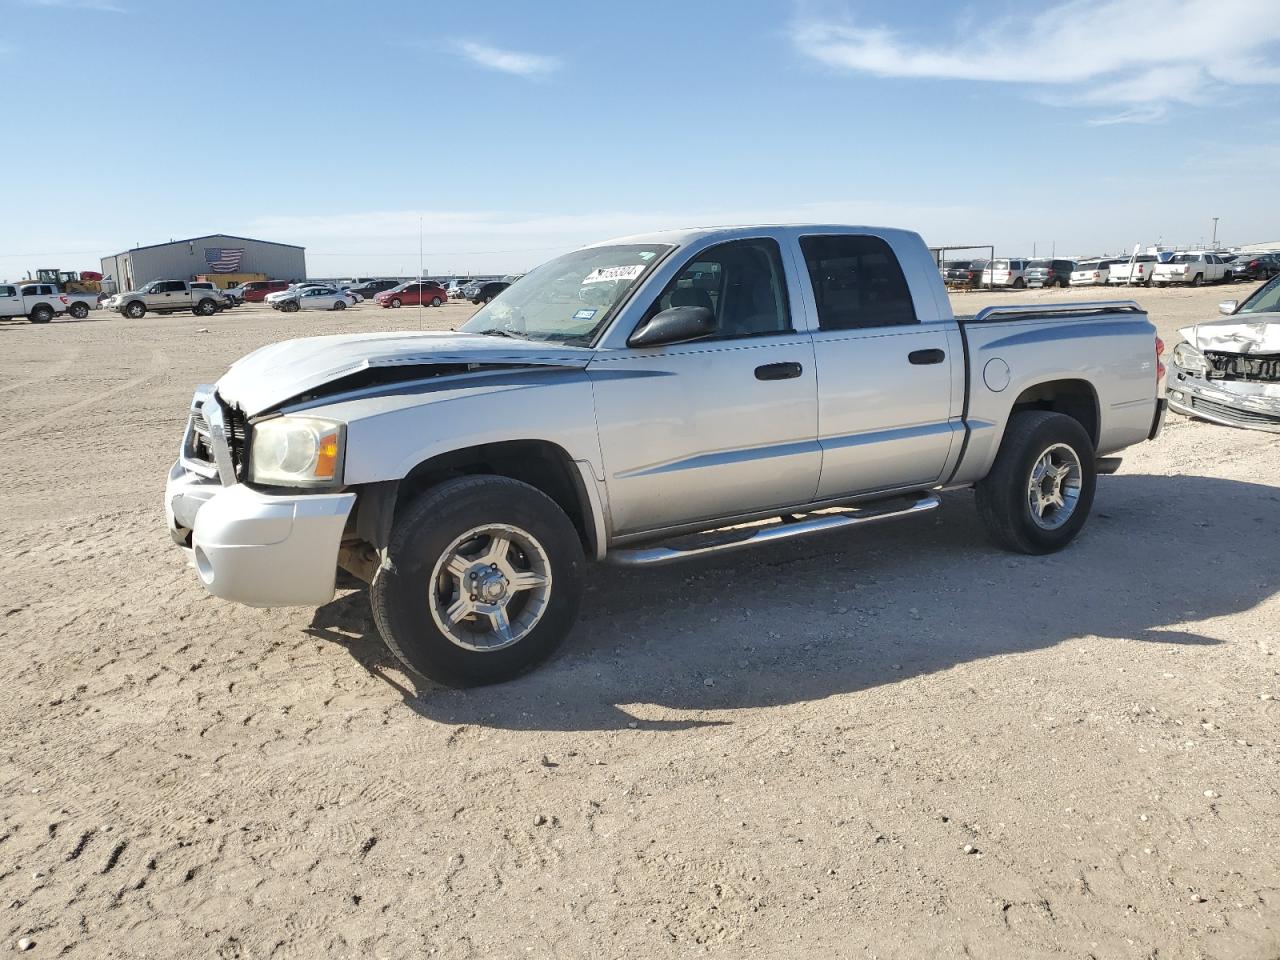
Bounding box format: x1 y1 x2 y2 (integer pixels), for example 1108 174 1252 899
590 237 821 536
796 233 960 499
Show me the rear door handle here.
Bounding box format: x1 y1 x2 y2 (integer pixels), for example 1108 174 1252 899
755 362 803 381
908 349 946 365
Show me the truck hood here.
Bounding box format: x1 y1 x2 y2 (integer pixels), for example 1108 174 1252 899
1179 313 1280 354
216 331 595 415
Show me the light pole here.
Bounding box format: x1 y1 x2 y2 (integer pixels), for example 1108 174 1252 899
1212 217 1219 249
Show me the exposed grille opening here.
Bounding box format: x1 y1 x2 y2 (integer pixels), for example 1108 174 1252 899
1205 352 1280 383
226 406 249 481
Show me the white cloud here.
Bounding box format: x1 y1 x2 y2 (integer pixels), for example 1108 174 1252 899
455 40 559 78
790 0 1280 123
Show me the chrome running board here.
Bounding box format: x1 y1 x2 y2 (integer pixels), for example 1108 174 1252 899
604 493 940 567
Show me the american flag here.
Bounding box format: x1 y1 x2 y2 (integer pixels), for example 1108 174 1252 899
204 247 245 273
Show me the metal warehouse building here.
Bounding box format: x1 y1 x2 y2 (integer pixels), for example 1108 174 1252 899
100 234 306 294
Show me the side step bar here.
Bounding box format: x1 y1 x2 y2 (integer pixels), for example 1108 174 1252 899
604 493 940 567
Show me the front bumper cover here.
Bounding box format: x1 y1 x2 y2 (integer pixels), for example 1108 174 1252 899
1167 368 1280 433
166 462 357 607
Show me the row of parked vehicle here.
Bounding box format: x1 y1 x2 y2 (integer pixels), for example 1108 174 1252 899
942 251 1280 291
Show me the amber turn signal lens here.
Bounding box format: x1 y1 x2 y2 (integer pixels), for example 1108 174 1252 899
314 432 340 479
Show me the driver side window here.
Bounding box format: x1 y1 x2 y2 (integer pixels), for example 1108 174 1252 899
643 238 792 340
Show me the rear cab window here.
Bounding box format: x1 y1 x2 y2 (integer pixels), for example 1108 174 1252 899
800 234 918 330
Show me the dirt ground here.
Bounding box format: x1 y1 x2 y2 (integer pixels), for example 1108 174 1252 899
1 282 1278 959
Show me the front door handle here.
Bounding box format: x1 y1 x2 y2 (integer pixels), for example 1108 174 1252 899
908 349 946 365
755 361 803 381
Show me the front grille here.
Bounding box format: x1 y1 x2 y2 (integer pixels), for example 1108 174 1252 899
225 405 248 481
1190 395 1280 427
180 388 249 482
1205 351 1280 383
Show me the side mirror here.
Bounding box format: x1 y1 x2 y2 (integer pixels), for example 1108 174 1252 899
1218 300 1238 316
628 305 715 347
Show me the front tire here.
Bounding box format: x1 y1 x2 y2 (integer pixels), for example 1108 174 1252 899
125 301 146 319
390 297 402 308
30 305 53 324
431 296 442 307
974 411 1097 555
283 300 300 313
370 476 585 687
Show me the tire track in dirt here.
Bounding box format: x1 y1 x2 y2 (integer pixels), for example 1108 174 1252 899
0 345 166 442
0 341 82 395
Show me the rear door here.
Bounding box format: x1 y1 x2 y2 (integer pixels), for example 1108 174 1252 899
589 236 820 535
798 233 959 499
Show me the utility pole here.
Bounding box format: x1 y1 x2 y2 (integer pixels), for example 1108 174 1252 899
1211 217 1219 248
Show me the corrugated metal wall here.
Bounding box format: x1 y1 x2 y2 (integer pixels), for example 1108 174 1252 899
101 236 306 292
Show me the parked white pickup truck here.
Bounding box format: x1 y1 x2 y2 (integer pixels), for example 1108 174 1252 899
0 282 97 323
166 224 1167 685
1153 252 1229 287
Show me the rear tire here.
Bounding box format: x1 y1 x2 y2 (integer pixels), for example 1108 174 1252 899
69 302 89 319
1190 273 1203 287
196 298 217 316
974 411 1097 555
333 299 346 311
1013 277 1025 289
370 476 585 687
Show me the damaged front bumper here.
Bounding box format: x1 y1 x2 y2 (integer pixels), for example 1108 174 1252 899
1167 368 1280 433
166 461 357 607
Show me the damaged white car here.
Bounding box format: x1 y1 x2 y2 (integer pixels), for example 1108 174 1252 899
1168 276 1280 433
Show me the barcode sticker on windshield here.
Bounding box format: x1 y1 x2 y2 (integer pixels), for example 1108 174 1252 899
582 265 646 285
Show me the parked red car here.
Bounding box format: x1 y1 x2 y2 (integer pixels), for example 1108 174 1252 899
374 281 449 308
241 280 291 302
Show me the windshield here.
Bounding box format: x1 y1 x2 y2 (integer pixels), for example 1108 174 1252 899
461 243 673 344
1028 260 1051 269
1169 254 1196 264
1238 275 1280 315
1078 262 1101 271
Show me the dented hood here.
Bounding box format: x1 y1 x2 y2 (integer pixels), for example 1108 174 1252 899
215 330 594 415
1180 312 1280 354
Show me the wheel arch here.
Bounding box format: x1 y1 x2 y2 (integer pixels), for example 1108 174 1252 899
1007 377 1100 449
354 439 603 561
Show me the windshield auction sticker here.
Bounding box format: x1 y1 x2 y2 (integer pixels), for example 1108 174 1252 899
582 265 646 285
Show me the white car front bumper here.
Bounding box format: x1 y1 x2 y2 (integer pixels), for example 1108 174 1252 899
166 462 356 607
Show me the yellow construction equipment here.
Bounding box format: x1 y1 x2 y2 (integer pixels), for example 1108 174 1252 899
31 269 103 294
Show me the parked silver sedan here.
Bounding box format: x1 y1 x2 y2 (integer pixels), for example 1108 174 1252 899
270 286 357 313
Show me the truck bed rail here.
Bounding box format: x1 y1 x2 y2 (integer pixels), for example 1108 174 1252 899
964 300 1145 324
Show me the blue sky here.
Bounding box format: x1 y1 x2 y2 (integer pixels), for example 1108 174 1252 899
2 0 1277 277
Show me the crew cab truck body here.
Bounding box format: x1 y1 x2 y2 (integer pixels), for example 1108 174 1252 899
1153 252 1228 287
166 224 1166 686
107 280 224 318
1 283 70 323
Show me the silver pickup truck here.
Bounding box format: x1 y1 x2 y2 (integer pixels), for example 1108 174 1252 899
166 225 1167 685
106 280 225 318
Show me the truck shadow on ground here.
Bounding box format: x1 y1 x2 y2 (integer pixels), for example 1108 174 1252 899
307 472 1280 732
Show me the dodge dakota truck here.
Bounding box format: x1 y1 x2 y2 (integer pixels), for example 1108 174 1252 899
165 225 1167 686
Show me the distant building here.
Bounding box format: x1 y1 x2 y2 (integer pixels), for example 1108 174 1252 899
1235 240 1280 254
100 233 306 293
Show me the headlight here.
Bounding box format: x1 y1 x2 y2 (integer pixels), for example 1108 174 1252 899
249 416 345 487
1171 341 1208 377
